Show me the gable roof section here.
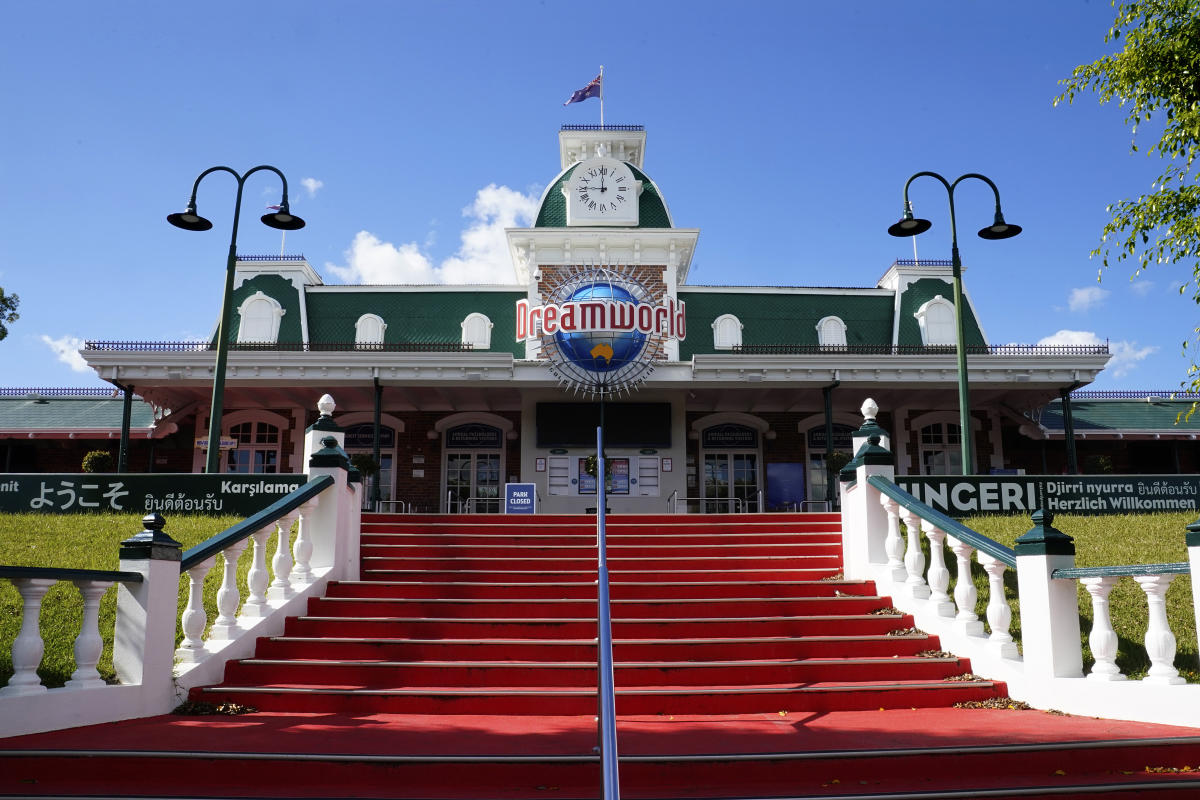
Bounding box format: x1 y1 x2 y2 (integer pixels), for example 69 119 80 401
304 289 525 355
677 288 895 358
535 163 672 228
1040 398 1200 435
0 396 156 432
895 277 985 347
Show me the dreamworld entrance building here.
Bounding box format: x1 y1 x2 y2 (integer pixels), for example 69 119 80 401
79 125 1114 514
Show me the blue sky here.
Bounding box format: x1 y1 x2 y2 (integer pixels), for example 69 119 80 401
0 1 1194 391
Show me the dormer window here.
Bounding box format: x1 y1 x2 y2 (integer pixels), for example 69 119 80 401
816 316 847 347
236 292 285 344
914 295 956 346
711 314 743 350
355 314 387 349
461 313 493 350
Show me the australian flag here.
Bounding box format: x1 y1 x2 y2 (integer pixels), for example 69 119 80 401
563 73 602 106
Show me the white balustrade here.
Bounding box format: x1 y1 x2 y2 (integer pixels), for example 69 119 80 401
0 578 56 697
897 507 930 600
1080 576 1124 681
175 556 216 664
268 512 298 602
210 540 248 641
921 519 954 617
242 527 273 618
65 580 111 689
879 495 906 581
291 498 318 585
1135 574 1185 685
977 553 1018 659
946 536 984 636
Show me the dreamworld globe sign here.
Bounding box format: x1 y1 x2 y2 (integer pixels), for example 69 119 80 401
515 264 686 397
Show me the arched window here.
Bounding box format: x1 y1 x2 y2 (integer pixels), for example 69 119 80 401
711 314 743 350
919 422 962 475
225 417 283 474
816 316 847 347
236 291 285 344
914 295 956 346
355 314 387 349
461 313 493 350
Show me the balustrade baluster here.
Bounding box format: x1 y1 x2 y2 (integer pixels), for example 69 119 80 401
897 508 930 600
0 578 56 696
1134 574 1185 685
210 541 248 640
921 520 954 616
65 580 111 689
1080 576 1125 681
977 553 1018 658
879 496 906 581
176 557 216 663
268 513 297 602
946 537 984 636
292 499 318 585
242 528 273 617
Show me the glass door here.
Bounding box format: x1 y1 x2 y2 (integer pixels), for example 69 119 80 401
446 452 501 513
703 453 759 513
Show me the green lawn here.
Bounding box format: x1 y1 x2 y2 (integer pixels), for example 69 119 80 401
0 512 292 688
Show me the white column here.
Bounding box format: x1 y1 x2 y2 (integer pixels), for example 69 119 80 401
0 578 56 696
209 540 248 640
880 496 906 582
175 557 216 664
978 554 1019 659
1135 574 1185 685
267 512 297 602
1015 552 1083 678
291 498 318 585
241 528 273 618
897 507 930 600
947 537 984 637
1081 576 1125 681
65 579 111 689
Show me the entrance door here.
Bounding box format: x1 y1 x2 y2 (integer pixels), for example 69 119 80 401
446 452 501 513
703 452 759 513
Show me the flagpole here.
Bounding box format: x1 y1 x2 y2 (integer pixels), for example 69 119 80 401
599 65 604 129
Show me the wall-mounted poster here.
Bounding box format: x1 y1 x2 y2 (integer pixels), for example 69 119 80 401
535 457 547 472
607 458 630 495
578 458 597 495
662 457 673 472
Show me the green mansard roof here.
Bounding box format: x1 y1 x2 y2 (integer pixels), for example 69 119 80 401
535 163 672 228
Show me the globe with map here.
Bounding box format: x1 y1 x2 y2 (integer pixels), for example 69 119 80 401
554 282 648 374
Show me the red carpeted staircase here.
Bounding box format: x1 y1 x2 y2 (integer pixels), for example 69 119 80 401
5 512 1200 798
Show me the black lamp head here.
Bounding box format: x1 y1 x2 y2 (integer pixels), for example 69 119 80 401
262 201 306 231
167 204 213 232
978 210 1022 240
887 214 932 238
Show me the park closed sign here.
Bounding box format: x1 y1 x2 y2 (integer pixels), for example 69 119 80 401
894 475 1200 517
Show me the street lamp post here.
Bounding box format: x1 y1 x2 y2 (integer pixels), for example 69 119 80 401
887 172 1021 475
168 166 306 474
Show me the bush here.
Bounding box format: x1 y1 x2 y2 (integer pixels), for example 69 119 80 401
81 450 114 473
349 453 380 477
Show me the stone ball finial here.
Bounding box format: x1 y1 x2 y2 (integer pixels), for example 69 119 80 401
317 394 336 417
861 398 878 421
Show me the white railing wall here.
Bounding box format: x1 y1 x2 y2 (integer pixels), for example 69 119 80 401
0 423 362 738
840 415 1200 728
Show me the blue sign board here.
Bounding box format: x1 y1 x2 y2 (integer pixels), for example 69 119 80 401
504 482 537 514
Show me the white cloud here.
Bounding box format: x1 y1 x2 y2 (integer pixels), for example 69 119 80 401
325 184 539 285
1130 280 1155 296
40 334 89 372
301 178 323 198
1037 330 1157 377
1067 286 1110 312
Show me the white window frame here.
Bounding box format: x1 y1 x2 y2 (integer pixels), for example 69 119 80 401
816 316 847 347
913 295 956 346
354 314 387 349
236 291 286 344
461 312 494 350
711 314 743 350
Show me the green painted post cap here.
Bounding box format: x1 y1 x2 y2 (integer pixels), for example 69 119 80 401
119 512 182 561
1015 508 1075 557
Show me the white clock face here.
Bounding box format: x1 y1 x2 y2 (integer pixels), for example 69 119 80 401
575 163 632 215
566 158 638 225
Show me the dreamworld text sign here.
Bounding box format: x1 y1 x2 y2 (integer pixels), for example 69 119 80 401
894 475 1200 517
515 296 686 341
